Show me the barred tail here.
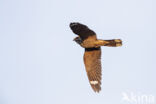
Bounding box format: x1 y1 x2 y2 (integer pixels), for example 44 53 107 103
95 39 122 47
104 39 122 47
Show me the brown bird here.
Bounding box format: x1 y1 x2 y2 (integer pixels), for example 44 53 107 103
69 22 122 93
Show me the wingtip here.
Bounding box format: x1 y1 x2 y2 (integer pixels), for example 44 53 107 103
91 84 101 93
69 22 79 27
90 81 101 93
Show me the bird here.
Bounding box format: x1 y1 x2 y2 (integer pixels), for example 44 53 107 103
69 22 122 93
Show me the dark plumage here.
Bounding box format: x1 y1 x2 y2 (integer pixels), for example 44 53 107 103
70 22 96 40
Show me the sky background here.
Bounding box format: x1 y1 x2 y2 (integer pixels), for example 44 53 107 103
0 0 155 104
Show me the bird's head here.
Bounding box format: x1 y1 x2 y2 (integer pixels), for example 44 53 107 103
73 37 83 45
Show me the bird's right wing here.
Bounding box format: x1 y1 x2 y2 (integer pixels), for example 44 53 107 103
70 22 96 40
83 47 102 92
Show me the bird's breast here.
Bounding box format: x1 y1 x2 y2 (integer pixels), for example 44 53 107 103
80 39 97 48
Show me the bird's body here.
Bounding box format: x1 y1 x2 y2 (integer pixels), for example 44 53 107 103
69 22 122 93
74 35 97 48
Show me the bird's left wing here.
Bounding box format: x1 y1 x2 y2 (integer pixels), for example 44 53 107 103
83 47 102 92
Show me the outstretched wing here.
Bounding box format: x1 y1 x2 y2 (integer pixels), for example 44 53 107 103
84 47 102 92
70 22 96 40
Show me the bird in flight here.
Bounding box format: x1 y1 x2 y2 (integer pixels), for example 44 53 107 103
69 22 122 93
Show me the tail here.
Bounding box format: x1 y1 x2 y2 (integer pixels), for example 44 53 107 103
96 39 122 47
104 39 122 47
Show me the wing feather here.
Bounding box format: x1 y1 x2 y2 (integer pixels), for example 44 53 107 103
84 47 102 92
70 22 96 40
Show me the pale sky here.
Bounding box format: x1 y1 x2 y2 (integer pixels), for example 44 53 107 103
0 0 155 104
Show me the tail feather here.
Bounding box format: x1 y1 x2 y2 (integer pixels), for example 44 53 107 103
104 39 122 47
96 39 122 47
